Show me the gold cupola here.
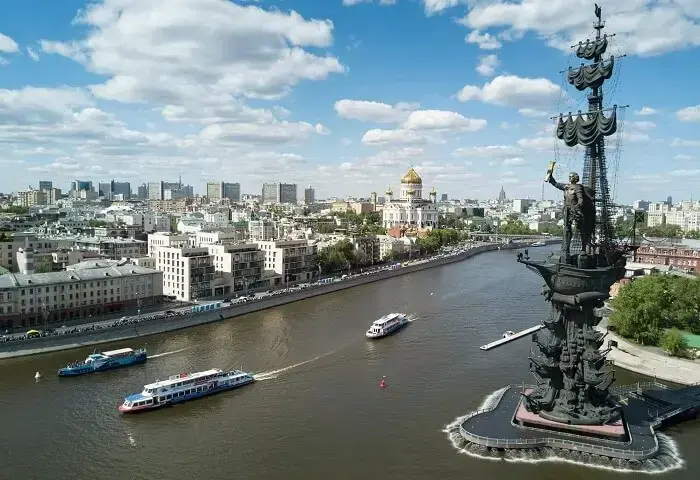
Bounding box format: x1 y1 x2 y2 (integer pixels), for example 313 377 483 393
400 167 422 185
385 186 393 196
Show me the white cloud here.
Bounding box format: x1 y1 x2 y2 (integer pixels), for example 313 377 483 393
40 0 345 106
26 47 39 61
476 54 499 76
517 136 554 150
672 138 700 148
402 110 486 131
518 108 548 118
670 169 700 177
0 0 346 188
674 154 696 161
677 105 700 122
459 0 700 57
334 100 416 123
452 145 522 158
456 75 562 109
362 109 487 146
635 106 658 116
629 121 656 130
361 129 430 146
465 30 502 50
0 33 19 53
343 0 397 6
502 157 528 166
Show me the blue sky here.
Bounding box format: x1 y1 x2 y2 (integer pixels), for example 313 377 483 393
0 0 698 202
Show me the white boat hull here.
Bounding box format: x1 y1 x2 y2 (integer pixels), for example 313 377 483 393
366 317 409 339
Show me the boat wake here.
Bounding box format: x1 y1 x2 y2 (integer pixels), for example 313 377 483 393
442 388 684 474
406 313 420 323
148 347 192 359
254 346 344 381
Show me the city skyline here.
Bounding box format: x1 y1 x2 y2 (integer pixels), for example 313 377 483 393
0 0 698 201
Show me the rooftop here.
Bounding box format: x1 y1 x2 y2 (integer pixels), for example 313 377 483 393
0 264 160 289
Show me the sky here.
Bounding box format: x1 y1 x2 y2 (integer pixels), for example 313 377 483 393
0 0 698 203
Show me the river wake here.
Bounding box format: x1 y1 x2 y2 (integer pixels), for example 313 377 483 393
254 346 345 381
148 347 192 359
442 388 684 475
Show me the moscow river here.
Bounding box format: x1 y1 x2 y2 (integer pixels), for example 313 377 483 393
1 248 699 480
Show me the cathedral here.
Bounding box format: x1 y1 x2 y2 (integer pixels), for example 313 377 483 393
382 167 439 230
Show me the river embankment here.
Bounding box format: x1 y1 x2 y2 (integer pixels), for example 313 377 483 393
596 321 700 385
0 240 558 359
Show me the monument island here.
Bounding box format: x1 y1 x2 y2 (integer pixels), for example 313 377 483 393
455 5 700 472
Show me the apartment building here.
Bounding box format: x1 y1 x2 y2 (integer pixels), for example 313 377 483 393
207 243 265 295
147 232 191 256
0 264 163 329
248 219 275 241
73 238 148 260
153 245 214 301
257 239 318 283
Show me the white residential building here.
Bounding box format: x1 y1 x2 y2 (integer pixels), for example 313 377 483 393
147 232 191 256
207 243 265 295
257 239 318 283
153 245 214 301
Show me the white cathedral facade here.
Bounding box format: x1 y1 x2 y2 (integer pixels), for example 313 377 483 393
382 167 439 230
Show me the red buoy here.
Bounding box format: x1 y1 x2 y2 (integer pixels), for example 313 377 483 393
379 376 387 389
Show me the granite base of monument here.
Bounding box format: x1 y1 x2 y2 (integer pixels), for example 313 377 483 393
459 386 659 461
514 388 627 441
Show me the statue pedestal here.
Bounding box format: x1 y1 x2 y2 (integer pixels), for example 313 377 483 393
514 389 627 441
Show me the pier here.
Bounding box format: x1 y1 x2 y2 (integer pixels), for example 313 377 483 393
479 324 544 351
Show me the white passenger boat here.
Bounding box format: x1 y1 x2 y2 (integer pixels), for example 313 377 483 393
366 313 409 339
118 368 254 413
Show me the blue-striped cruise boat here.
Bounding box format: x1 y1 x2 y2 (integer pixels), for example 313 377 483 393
118 368 255 413
58 348 147 377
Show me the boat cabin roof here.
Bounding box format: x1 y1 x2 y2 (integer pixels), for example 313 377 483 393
373 313 401 325
144 368 223 389
103 348 134 356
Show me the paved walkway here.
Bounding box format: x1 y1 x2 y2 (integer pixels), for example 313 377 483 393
596 319 700 385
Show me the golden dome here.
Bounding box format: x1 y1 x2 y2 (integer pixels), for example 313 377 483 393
400 167 422 185
430 186 437 195
385 186 393 196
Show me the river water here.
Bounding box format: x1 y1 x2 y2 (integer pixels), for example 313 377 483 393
1 248 698 480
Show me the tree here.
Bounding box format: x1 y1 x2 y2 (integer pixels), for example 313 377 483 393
2 206 29 214
317 239 357 274
642 224 683 238
34 261 53 273
611 275 700 345
660 329 689 357
500 220 535 235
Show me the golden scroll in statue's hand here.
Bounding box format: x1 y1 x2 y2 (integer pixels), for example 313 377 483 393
545 161 556 182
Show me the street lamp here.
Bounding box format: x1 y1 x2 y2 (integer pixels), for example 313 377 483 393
136 291 141 320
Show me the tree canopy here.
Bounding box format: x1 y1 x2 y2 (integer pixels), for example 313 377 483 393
610 275 700 352
417 229 463 254
499 220 536 235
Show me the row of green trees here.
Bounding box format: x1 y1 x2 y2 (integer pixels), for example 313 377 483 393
612 221 700 240
610 275 699 355
416 228 464 253
316 228 466 274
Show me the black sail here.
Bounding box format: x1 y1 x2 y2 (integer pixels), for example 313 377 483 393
575 35 608 60
556 107 617 147
567 57 614 91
